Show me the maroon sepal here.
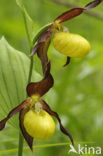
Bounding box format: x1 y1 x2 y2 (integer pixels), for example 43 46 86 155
85 0 102 10
42 100 74 146
0 99 30 130
55 8 83 23
63 57 71 67
19 108 33 150
55 0 102 24
27 73 54 97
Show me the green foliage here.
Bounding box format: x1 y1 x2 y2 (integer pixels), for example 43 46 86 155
0 0 103 155
0 37 41 128
16 0 39 45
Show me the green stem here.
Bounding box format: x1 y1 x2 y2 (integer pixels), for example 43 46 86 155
18 54 33 156
18 55 34 156
23 12 32 47
27 57 33 83
18 8 52 156
18 133 24 156
18 10 34 156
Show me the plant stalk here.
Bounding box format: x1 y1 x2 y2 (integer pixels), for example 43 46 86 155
18 11 34 156
18 13 51 155
18 133 24 156
18 55 33 156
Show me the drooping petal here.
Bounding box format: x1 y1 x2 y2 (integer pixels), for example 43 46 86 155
42 100 74 146
37 30 52 76
63 57 71 67
43 61 51 78
27 73 54 97
0 99 30 130
30 29 52 77
19 108 33 151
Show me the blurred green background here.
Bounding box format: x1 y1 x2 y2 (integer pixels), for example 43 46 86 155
0 0 103 155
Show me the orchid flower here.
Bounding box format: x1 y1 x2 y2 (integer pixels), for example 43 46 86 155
31 0 102 77
0 66 73 150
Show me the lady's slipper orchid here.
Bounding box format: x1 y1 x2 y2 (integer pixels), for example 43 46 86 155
0 0 102 152
30 0 102 77
0 71 73 150
53 32 91 58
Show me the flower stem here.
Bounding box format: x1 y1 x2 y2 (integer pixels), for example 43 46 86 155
18 133 24 156
27 57 33 83
17 11 34 156
18 13 51 156
18 53 33 156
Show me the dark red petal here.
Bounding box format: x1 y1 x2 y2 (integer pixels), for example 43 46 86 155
43 61 51 79
42 100 74 146
0 99 30 130
55 0 102 23
30 28 52 77
37 41 50 76
55 8 83 23
19 108 33 151
27 73 54 97
63 57 71 67
85 0 102 10
37 37 51 76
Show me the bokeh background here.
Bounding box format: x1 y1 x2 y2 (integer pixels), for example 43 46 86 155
0 0 103 155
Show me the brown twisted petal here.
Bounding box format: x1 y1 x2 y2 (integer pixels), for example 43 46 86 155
0 99 30 131
37 32 51 76
84 0 102 10
55 0 102 23
43 61 51 79
30 29 52 77
19 108 33 151
63 57 71 67
27 73 54 97
42 100 74 146
55 8 83 24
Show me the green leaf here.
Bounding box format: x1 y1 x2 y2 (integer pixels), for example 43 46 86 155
0 37 41 129
16 0 39 44
16 0 42 75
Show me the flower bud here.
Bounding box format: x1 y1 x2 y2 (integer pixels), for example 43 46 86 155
53 32 90 58
24 109 55 140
